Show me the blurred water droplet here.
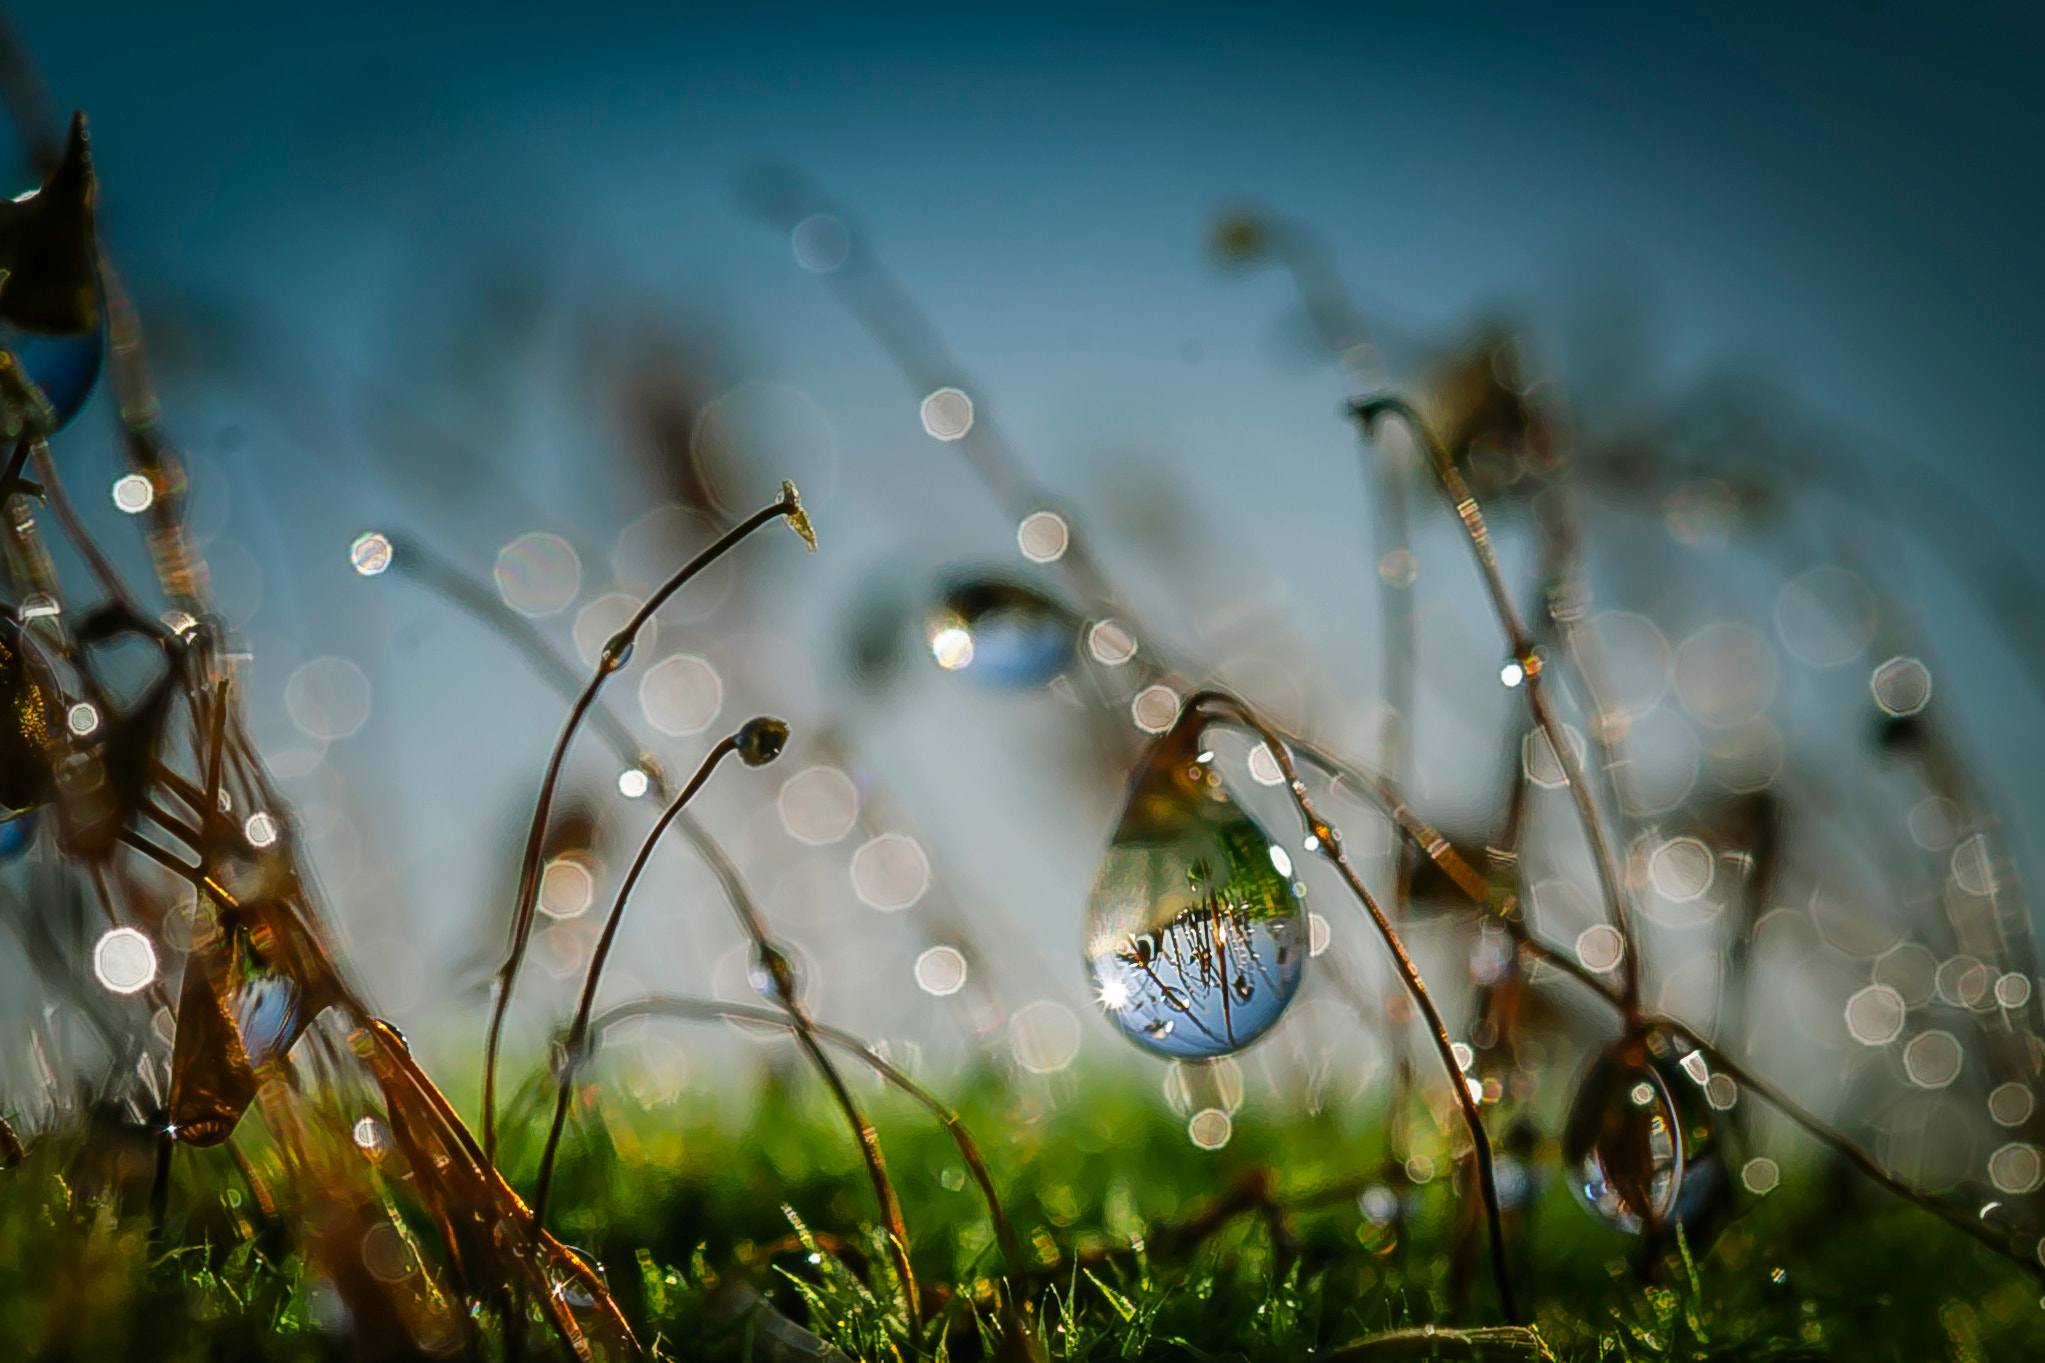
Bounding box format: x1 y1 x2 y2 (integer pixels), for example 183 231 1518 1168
1990 1084 2033 1128
1130 685 1181 735
1903 1031 1962 1088
1990 1143 2044 1195
639 654 722 736
1870 655 1932 717
1844 984 1906 1045
920 386 974 441
850 833 930 910
791 212 849 272
1017 510 1069 563
617 768 651 799
1522 724 1586 789
1088 618 1138 666
1775 567 1877 668
1186 1108 1232 1149
493 532 581 618
93 927 157 995
1674 623 1778 729
1575 924 1623 974
914 946 967 997
243 812 278 848
925 578 1075 688
349 531 392 576
286 657 371 741
110 473 153 514
1010 999 1080 1073
1084 709 1307 1059
539 856 596 920
778 766 859 845
1741 1157 1779 1195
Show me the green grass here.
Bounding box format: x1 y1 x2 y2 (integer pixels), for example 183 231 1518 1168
2 1063 2037 1360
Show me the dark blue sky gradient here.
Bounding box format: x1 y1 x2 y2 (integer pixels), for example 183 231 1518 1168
12 1 2045 1041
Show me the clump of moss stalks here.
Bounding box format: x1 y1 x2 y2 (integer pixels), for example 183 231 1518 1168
3 1064 2037 1362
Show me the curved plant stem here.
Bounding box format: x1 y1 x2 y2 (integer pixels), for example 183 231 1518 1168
722 866 925 1338
530 734 741 1227
588 995 1027 1306
1186 689 1518 1326
481 484 806 1163
1350 396 1640 1012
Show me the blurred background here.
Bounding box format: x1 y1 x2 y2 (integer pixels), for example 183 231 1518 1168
9 0 2045 1143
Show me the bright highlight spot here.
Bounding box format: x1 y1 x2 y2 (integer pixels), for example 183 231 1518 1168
915 946 968 997
1187 1108 1232 1150
1131 685 1180 734
617 768 651 799
1017 510 1069 563
1088 619 1137 666
349 532 393 576
920 387 975 441
930 626 974 670
67 702 99 736
539 856 596 920
244 812 279 848
111 474 154 514
93 927 157 995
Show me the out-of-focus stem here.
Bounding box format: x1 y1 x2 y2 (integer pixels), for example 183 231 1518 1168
481 487 802 1162
1351 396 1640 1012
1188 689 1519 1326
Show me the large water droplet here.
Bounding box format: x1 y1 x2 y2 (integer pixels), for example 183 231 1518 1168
1563 1035 1690 1234
926 576 1077 688
1084 709 1307 1059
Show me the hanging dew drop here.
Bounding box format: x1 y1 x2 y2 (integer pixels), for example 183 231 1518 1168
1562 1034 1710 1235
924 576 1077 689
1084 707 1308 1060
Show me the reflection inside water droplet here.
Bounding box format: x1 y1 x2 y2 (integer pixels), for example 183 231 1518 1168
1565 1040 1685 1234
1085 710 1307 1060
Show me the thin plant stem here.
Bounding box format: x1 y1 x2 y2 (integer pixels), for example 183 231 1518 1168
1351 395 1640 1011
588 995 1028 1305
530 733 742 1228
481 483 807 1162
1185 689 1519 1326
1318 710 2045 1281
724 878 925 1338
